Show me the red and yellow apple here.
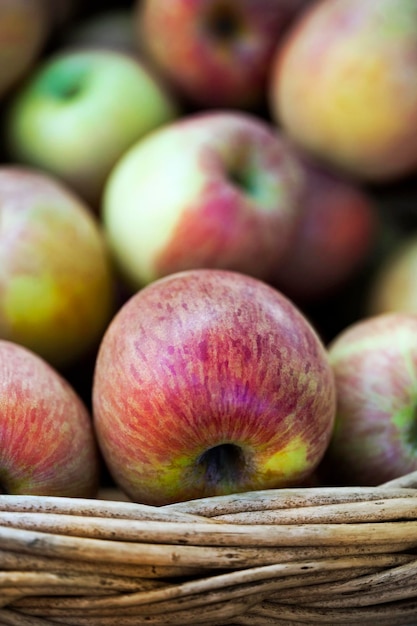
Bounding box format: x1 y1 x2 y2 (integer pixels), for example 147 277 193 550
0 166 115 369
0 340 99 497
271 157 378 302
321 312 417 486
92 268 336 505
137 0 310 109
5 48 179 209
270 0 417 182
103 110 304 290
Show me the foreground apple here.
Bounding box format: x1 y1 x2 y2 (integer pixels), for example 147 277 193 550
271 157 378 302
5 48 178 209
0 340 99 497
0 166 115 369
103 110 304 290
321 313 417 486
92 269 336 505
0 0 49 100
270 0 417 182
137 0 309 109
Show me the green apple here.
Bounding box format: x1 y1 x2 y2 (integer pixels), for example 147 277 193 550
5 48 179 209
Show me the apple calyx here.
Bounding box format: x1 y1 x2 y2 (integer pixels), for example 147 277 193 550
40 62 88 101
196 442 247 488
204 2 244 42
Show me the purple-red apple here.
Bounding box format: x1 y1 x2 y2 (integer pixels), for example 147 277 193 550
102 110 304 290
92 268 336 505
321 312 417 486
0 0 49 99
137 0 310 109
0 166 115 369
271 157 378 302
366 236 417 317
5 48 179 209
0 340 99 497
269 0 417 182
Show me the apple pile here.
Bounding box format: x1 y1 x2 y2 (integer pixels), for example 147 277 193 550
0 0 416 504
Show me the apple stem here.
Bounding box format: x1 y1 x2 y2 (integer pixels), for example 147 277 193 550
196 443 246 488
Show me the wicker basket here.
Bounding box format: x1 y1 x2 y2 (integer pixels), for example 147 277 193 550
0 471 417 626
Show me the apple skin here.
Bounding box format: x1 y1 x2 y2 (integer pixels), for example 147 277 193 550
137 0 310 109
0 166 115 369
0 340 99 497
92 269 336 505
271 157 378 302
0 0 49 99
103 110 304 290
366 236 417 317
5 48 179 210
269 0 417 182
321 313 417 486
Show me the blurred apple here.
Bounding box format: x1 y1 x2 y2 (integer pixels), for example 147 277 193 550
0 0 49 100
137 0 310 109
0 166 115 369
0 340 99 497
366 236 417 316
92 269 336 505
271 157 378 302
103 110 304 290
270 0 417 182
5 48 179 209
321 313 417 486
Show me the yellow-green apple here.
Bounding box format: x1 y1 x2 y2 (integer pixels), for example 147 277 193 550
102 110 304 290
269 0 417 182
366 236 417 316
5 48 179 210
0 0 49 100
0 166 115 369
321 313 417 486
271 157 378 302
0 339 99 497
137 0 310 109
92 268 336 505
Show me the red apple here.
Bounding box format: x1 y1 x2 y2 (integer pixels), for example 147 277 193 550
271 157 378 302
0 166 115 369
0 340 99 497
0 0 49 99
137 0 310 109
92 269 336 505
103 110 304 290
321 312 417 486
270 0 417 182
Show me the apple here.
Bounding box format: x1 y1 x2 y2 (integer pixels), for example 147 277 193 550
366 235 417 317
136 0 310 109
0 166 115 369
271 156 378 302
269 0 417 182
321 312 417 486
0 0 49 100
102 110 305 290
92 268 336 505
5 47 179 210
0 339 99 497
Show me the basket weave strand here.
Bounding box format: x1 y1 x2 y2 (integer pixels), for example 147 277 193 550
0 471 416 625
